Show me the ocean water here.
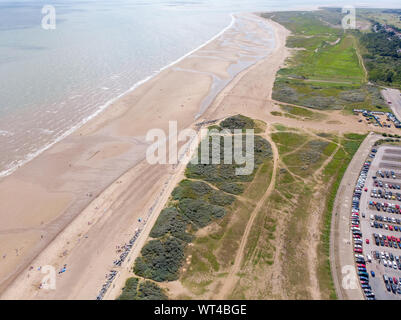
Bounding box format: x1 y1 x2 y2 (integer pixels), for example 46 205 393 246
0 0 400 177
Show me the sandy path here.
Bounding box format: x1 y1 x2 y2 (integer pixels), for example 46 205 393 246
214 129 279 299
353 36 368 83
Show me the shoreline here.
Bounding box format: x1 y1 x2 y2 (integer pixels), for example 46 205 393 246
0 14 237 180
0 13 283 299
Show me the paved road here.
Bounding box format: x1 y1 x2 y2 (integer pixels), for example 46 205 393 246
330 133 380 300
359 145 401 300
382 88 401 120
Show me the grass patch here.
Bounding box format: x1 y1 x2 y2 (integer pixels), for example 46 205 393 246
263 9 389 112
318 133 366 299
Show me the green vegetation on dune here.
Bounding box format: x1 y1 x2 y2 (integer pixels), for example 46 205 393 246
272 104 327 121
232 127 350 299
117 277 167 300
219 114 255 132
279 35 364 84
132 115 272 285
262 9 389 112
262 10 342 35
185 134 272 187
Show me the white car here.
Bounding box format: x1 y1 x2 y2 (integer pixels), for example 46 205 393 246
393 261 398 269
383 260 388 267
366 254 372 262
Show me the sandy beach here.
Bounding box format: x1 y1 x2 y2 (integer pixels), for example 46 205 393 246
2 7 398 300
0 13 287 299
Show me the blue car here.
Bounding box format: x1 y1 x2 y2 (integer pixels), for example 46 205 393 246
371 271 375 277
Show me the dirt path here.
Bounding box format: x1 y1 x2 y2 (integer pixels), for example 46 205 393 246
214 128 279 299
353 36 368 83
304 142 340 300
313 143 341 181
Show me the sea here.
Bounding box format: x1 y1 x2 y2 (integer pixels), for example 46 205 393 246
0 0 400 177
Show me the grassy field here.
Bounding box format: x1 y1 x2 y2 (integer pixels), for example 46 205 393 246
358 8 401 29
154 120 365 300
271 104 327 121
262 9 389 112
228 127 365 300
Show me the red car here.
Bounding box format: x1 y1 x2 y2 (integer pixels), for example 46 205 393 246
354 248 363 253
366 239 370 244
364 188 368 192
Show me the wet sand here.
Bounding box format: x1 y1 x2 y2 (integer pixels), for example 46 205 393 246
0 13 285 299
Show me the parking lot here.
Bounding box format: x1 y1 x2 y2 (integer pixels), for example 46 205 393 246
355 145 401 300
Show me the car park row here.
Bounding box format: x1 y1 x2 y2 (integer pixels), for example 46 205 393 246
351 149 375 299
353 146 401 299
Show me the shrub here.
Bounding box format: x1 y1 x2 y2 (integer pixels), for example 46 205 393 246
171 180 234 206
117 277 167 300
149 207 192 242
220 114 254 131
186 135 272 185
137 280 168 300
117 277 139 300
219 182 245 195
134 237 185 282
178 199 226 228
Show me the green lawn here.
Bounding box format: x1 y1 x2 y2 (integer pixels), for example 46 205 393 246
264 9 389 112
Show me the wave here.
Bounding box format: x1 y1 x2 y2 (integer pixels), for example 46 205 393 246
0 13 236 179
